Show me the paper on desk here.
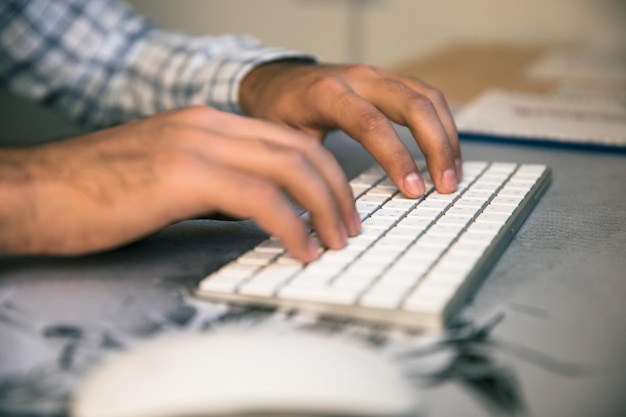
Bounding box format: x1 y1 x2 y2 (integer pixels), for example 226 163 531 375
454 89 626 148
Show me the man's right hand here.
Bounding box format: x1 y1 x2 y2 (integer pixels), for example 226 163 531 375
0 106 360 262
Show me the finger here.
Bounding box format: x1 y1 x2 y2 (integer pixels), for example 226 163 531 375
210 136 350 249
352 76 458 193
173 157 321 262
169 107 360 236
382 72 463 179
305 81 426 198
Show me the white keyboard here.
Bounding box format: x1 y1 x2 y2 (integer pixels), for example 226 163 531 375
196 161 551 330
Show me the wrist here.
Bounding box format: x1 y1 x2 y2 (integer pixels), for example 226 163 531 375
0 149 39 253
239 59 317 118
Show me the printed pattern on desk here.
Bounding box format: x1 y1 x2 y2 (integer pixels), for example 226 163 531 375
197 161 551 330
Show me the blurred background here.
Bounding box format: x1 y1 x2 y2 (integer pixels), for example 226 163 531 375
1 0 624 145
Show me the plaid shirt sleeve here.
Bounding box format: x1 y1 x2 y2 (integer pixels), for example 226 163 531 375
0 0 317 128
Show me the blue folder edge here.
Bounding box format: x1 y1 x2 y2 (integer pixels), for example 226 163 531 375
459 132 626 155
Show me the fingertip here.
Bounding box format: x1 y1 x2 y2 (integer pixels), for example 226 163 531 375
351 209 362 236
306 237 322 262
441 167 458 193
455 158 463 181
403 172 425 197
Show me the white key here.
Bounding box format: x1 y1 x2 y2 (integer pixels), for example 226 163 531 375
428 191 460 201
402 293 447 314
237 250 278 266
488 162 518 174
396 216 435 230
463 190 493 200
505 180 536 190
475 212 510 224
359 194 389 204
510 174 541 185
411 277 459 299
427 223 464 237
444 205 480 217
199 274 248 293
239 265 303 296
275 252 305 265
378 269 423 286
516 164 546 175
332 272 379 291
214 262 259 278
360 283 412 309
392 255 436 276
375 235 415 249
430 255 475 277
405 209 440 220
346 259 389 276
390 195 423 206
290 270 335 288
416 233 457 248
357 211 370 221
375 207 409 218
363 216 396 229
483 204 516 216
368 185 398 196
462 161 489 173
350 173 383 186
457 230 497 244
491 195 524 206
454 197 488 209
418 199 450 209
466 222 503 236
478 173 509 184
301 259 345 276
345 234 377 249
255 239 286 253
386 224 426 237
447 241 489 258
356 201 381 213
350 184 370 198
437 214 473 226
367 246 404 261
279 286 361 305
401 244 445 261
497 188 528 198
469 182 501 193
377 178 396 187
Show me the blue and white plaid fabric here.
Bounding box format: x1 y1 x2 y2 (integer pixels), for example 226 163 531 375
0 0 315 128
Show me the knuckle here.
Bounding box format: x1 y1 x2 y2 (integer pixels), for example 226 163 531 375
310 75 348 96
250 182 283 205
357 109 388 133
345 63 380 79
406 93 435 113
279 147 308 168
422 86 446 105
167 105 218 123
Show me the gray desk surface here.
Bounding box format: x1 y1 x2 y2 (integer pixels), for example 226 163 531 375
1 127 625 417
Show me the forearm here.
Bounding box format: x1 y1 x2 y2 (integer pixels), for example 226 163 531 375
0 149 38 253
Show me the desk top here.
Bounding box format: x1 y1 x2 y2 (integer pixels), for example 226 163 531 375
393 43 558 104
2 43 626 417
2 128 626 417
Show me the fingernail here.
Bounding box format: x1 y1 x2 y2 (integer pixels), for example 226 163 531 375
455 158 463 181
403 172 425 197
338 223 348 246
307 238 321 261
442 168 458 192
352 210 362 235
